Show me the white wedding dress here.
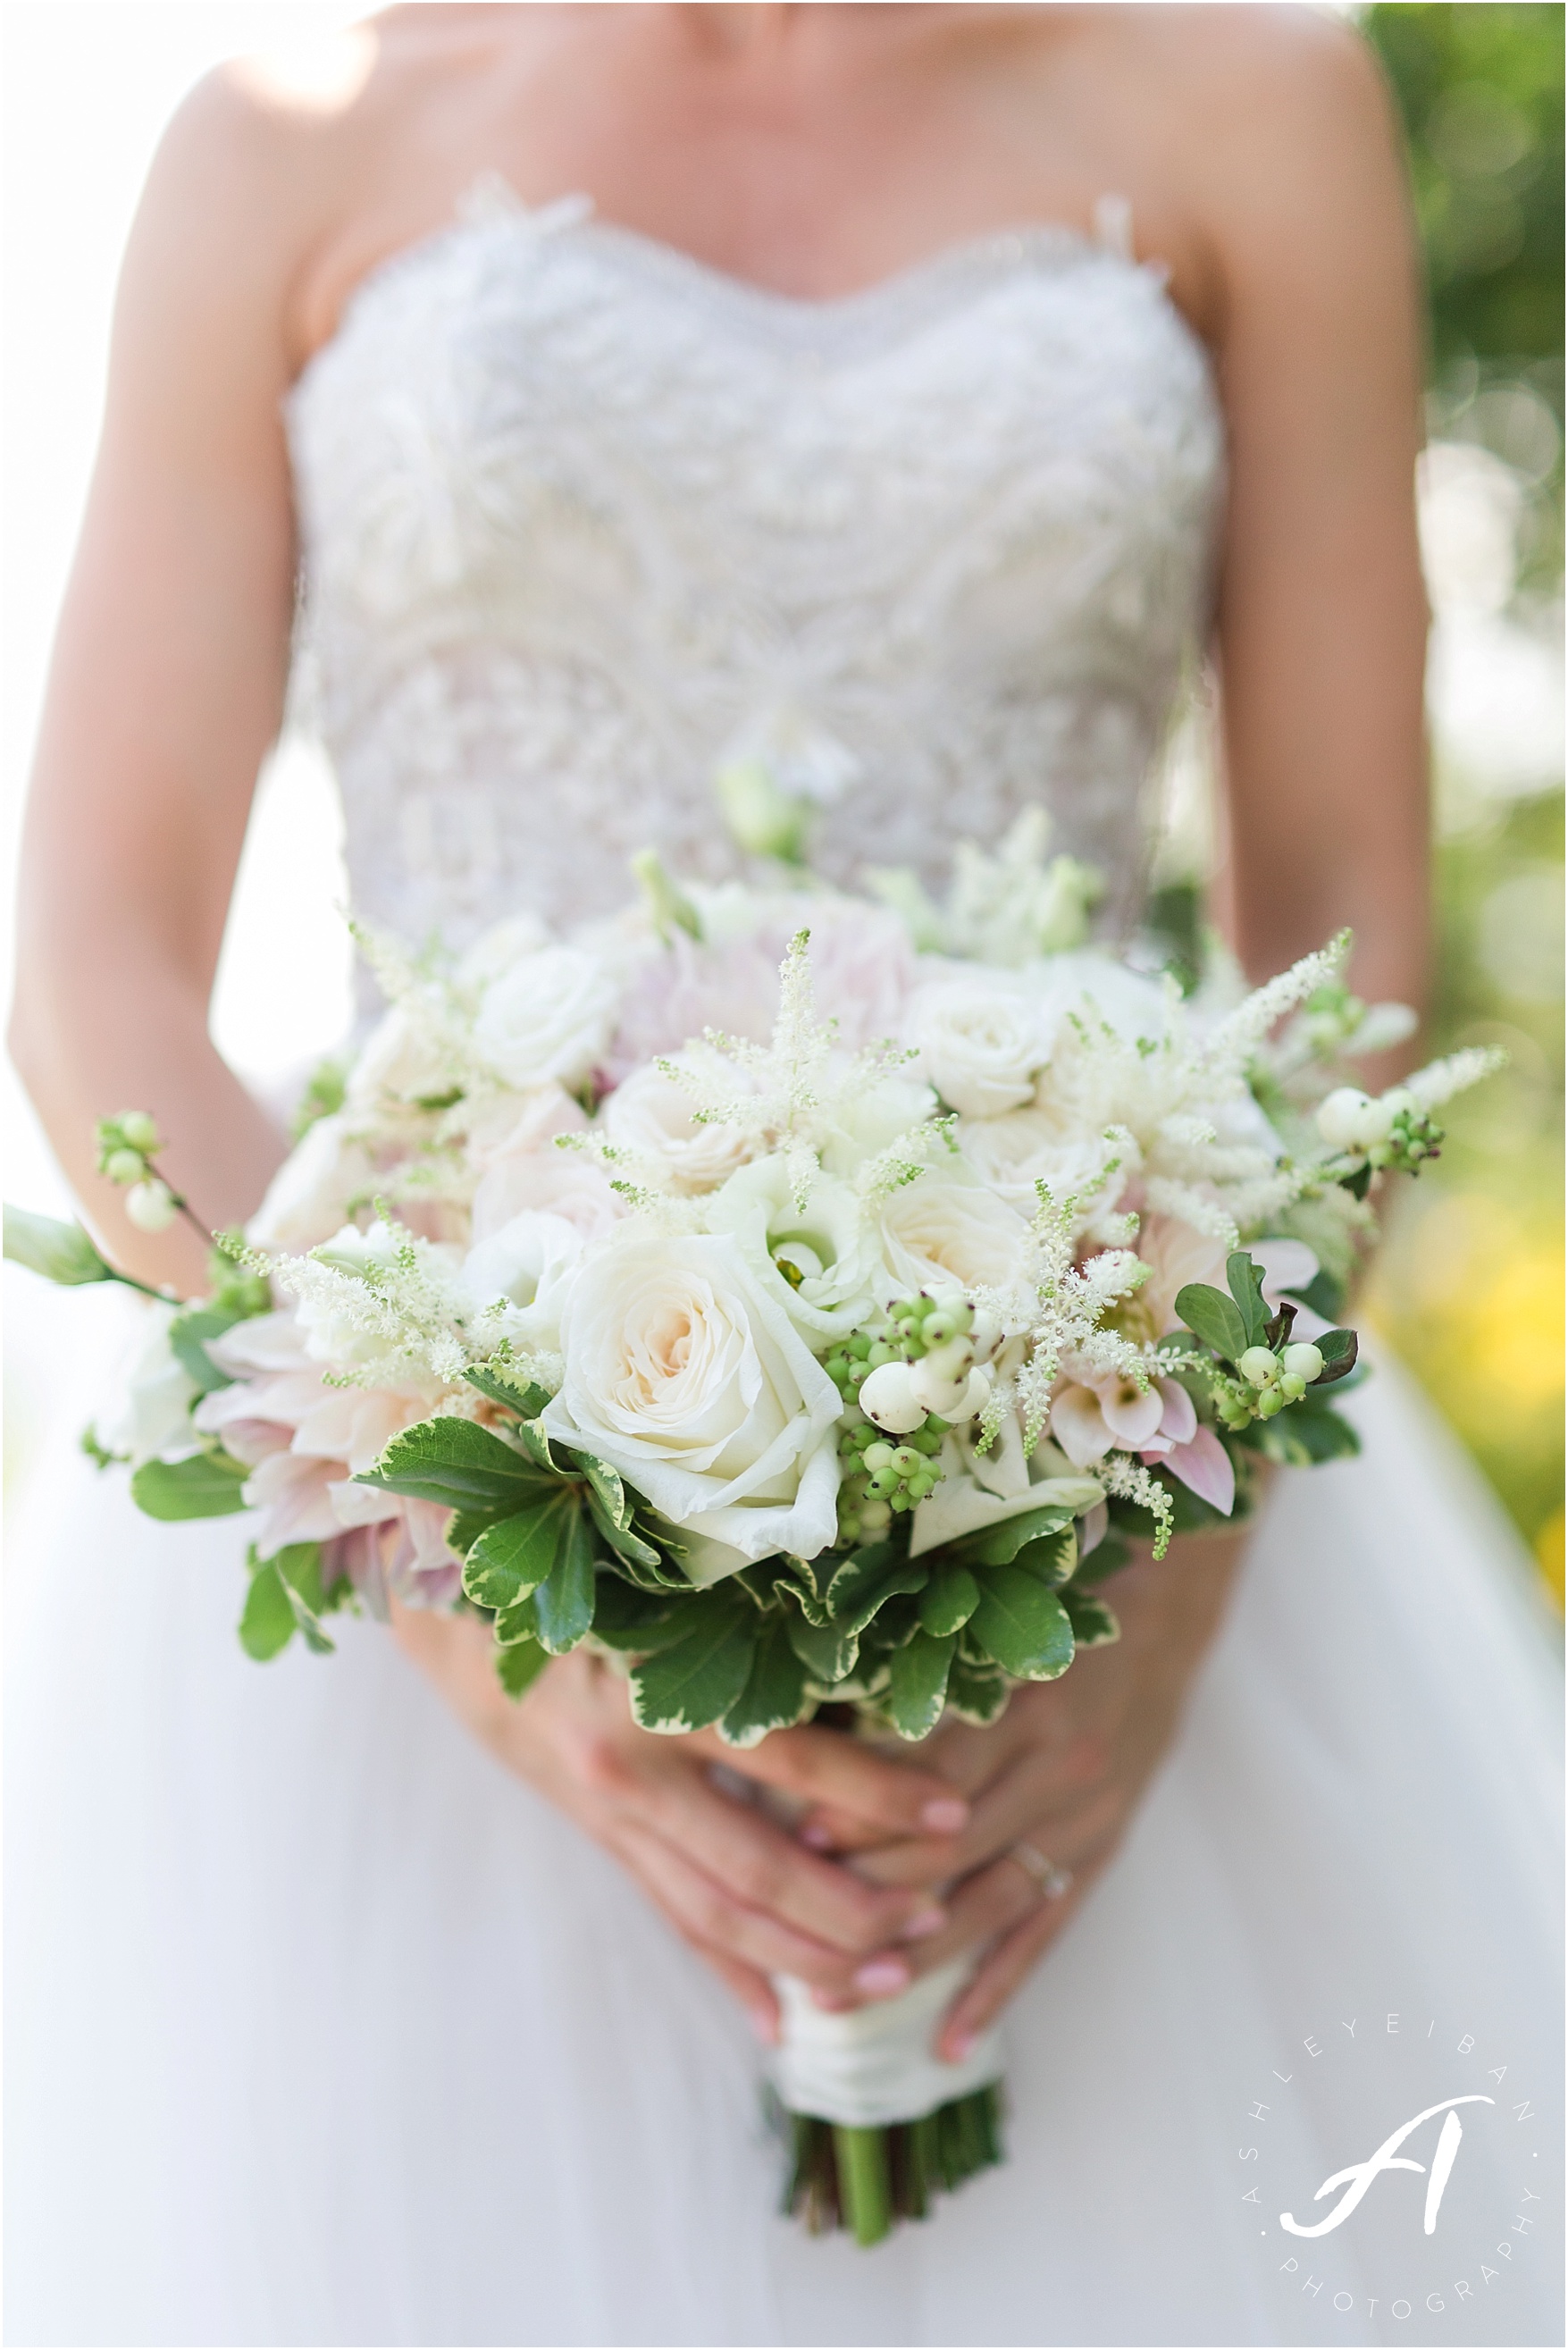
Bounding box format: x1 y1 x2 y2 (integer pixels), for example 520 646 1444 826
6 189 1562 2350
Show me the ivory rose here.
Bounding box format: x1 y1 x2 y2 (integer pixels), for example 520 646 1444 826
878 1177 1032 1303
600 1053 763 1194
471 944 619 1091
541 1231 842 1584
909 978 1049 1119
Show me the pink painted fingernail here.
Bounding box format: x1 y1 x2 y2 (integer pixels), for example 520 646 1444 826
853 1957 911 1997
898 1905 946 1942
921 1798 968 1834
945 2031 976 2063
799 1822 834 1851
811 1988 853 2011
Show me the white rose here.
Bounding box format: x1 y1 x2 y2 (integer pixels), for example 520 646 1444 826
955 1111 1124 1215
818 1070 939 1179
456 913 551 987
471 946 620 1091
541 1231 842 1585
878 1178 1032 1301
247 1112 377 1252
705 1157 878 1342
909 978 1049 1118
600 1053 761 1194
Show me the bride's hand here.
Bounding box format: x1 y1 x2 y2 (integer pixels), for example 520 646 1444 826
389 1606 970 2044
799 1526 1249 2059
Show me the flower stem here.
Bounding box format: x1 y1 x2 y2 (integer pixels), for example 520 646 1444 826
833 2125 892 2248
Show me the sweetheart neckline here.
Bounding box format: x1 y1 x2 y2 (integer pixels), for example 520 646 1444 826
290 180 1213 404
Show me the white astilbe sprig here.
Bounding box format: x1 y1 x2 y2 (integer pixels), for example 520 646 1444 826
991 1174 1153 1449
1094 1451 1175 1557
1195 934 1350 1089
658 929 926 1211
347 917 494 1101
1405 1045 1508 1111
270 1217 556 1395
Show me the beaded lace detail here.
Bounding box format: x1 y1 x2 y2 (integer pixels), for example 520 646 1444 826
285 184 1226 956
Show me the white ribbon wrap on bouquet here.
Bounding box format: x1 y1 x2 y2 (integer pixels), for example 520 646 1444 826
769 1960 1004 2128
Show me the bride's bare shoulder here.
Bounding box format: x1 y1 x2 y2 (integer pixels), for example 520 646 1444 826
129 7 516 371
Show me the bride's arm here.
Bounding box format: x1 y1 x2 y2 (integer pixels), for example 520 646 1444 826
9 68 958 2027
9 80 311 1289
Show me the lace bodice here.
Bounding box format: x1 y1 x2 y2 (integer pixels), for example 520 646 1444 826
286 184 1225 954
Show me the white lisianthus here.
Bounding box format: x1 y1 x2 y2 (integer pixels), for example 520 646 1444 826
455 1209 583 1355
96 1305 200 1465
705 1158 878 1342
247 1112 378 1252
909 978 1049 1119
878 1177 1032 1303
541 1232 843 1584
456 913 551 987
471 945 620 1091
601 1053 763 1194
345 1004 454 1110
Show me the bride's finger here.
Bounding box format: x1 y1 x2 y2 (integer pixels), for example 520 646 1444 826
843 1744 1120 1889
692 1721 971 1842
615 1821 918 2002
629 1761 948 1957
933 1854 1110 2062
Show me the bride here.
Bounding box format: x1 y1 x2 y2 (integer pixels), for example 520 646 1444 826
7 7 1561 2345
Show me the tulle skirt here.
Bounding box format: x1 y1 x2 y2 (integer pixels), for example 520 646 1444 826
5 1357 1562 2348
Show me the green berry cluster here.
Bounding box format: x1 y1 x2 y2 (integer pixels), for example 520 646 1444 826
96 1110 163 1187
1366 1104 1443 1175
1212 1339 1327 1431
835 1414 948 1542
826 1295 966 1544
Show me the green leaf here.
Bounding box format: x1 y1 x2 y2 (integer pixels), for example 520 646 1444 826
131 1449 249 1521
956 1502 1077 1568
532 1507 597 1654
918 1565 981 1637
3 1205 115 1286
885 1630 957 1740
945 1654 1010 1725
494 1593 540 1645
1060 1586 1120 1648
1314 1328 1361 1385
969 1566 1076 1681
585 1491 664 1572
464 1364 552 1420
575 1454 633 1531
1175 1280 1249 1362
1226 1252 1272 1349
784 1603 861 1685
495 1637 550 1700
1290 1268 1346 1322
272 1540 338 1653
167 1305 244 1395
239 1560 297 1659
446 1507 506 1557
462 1497 574 1611
1341 1162 1373 1200
590 1575 687 1654
1253 1405 1362 1467
1010 1526 1078 1588
630 1594 755 1733
823 1544 927 1637
356 1417 555 1513
718 1615 812 1748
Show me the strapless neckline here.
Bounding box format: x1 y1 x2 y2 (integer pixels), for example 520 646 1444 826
296 178 1206 393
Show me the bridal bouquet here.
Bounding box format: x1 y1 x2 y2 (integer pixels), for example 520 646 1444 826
6 818 1495 2244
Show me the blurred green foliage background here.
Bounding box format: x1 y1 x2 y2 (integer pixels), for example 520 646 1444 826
1364 4 1564 1600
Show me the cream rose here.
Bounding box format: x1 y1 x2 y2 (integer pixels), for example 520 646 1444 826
878 1177 1032 1301
909 978 1050 1119
600 1053 762 1195
541 1232 842 1584
471 945 620 1091
247 1112 378 1252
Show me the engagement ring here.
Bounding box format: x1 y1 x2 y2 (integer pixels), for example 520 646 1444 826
1010 1842 1073 1901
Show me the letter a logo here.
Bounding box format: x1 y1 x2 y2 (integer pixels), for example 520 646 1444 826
1280 2097 1494 2239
